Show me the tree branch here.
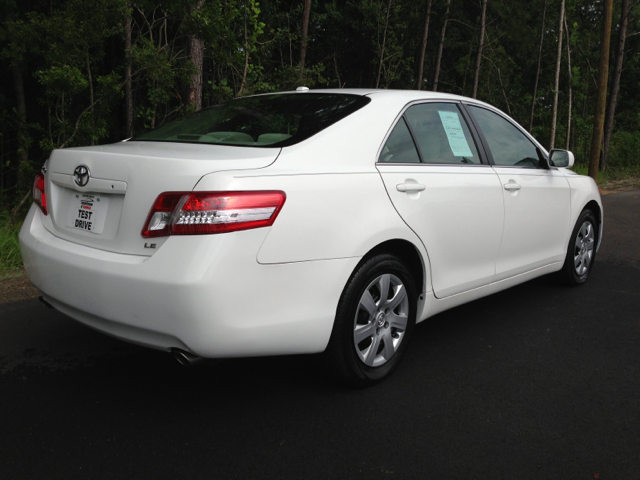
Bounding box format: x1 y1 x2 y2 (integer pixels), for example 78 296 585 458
59 99 101 149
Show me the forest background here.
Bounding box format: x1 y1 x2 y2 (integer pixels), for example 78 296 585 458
0 0 639 272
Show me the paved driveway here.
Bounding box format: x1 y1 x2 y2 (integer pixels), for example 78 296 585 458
1 191 639 479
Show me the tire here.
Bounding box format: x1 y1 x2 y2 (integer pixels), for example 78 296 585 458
561 209 598 286
324 253 417 387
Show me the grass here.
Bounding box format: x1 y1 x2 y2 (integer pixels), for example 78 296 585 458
570 164 611 184
0 212 23 275
570 163 640 187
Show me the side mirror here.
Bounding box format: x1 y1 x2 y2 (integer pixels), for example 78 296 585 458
548 149 575 168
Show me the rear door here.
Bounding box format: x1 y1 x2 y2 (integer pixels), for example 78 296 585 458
376 101 504 298
465 104 571 280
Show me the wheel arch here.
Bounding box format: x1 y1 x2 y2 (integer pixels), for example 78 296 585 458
566 175 603 252
584 199 603 250
360 239 426 296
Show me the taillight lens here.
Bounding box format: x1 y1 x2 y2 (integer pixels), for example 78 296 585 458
142 191 286 238
33 172 48 215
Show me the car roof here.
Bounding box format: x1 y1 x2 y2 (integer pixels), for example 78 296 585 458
268 88 494 110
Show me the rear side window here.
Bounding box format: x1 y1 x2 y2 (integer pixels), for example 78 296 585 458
131 93 371 148
378 118 421 164
404 103 481 164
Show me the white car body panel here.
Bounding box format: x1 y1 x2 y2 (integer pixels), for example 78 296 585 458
19 89 603 360
20 205 359 357
419 262 562 322
377 164 504 298
243 173 421 265
564 171 604 250
492 166 571 280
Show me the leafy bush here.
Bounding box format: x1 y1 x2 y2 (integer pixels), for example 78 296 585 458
608 131 640 172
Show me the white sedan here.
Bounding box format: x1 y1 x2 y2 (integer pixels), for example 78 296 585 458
20 89 602 386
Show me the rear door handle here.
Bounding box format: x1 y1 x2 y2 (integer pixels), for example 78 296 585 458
397 183 426 193
503 183 521 191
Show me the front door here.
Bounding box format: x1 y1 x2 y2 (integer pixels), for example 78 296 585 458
466 104 571 281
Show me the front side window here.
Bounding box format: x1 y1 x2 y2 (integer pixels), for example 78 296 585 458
468 105 542 168
404 103 481 165
132 93 371 148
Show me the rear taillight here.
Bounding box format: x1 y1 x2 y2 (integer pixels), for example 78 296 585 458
33 172 48 215
142 191 286 238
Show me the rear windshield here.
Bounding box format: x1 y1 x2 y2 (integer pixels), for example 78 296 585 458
131 93 371 147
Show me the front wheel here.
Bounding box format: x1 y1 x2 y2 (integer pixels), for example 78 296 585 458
561 209 598 285
324 254 417 387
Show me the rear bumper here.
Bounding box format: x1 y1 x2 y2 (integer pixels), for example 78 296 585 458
19 205 359 357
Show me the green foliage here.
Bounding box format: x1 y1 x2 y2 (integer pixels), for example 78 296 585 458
132 36 192 128
36 65 88 93
0 212 22 274
1 0 640 216
608 131 640 172
358 0 413 88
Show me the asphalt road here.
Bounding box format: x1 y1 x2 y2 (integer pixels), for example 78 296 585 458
1 191 639 479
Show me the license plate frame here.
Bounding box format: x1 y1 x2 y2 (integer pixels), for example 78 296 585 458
66 193 109 234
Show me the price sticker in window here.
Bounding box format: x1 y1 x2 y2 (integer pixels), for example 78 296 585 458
438 111 473 157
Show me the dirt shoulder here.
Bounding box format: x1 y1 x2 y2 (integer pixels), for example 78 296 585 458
0 270 41 304
600 177 640 195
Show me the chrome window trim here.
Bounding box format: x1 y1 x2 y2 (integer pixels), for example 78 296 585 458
376 162 493 168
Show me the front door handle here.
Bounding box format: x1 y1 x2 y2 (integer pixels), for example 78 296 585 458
503 182 521 191
397 183 426 193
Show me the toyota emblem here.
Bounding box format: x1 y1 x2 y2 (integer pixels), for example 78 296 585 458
73 165 90 187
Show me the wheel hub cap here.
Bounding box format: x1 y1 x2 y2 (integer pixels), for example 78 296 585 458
574 220 595 276
353 273 410 368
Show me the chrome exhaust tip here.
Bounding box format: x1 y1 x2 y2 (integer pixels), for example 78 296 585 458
171 348 203 367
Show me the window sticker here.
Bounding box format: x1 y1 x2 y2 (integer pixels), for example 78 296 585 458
438 111 474 157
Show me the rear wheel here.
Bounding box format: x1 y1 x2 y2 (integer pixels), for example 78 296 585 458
561 209 597 285
324 254 417 387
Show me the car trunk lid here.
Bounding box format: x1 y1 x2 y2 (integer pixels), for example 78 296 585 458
44 141 279 255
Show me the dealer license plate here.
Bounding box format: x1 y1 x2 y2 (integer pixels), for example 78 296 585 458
66 193 109 234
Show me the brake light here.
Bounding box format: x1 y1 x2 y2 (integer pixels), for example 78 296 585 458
33 172 48 215
142 191 286 238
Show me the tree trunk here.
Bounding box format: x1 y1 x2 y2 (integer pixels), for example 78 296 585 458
86 51 95 145
376 0 393 89
432 0 451 92
529 0 547 132
188 37 205 110
588 0 614 181
601 0 630 170
238 11 250 96
125 9 133 137
471 0 488 99
299 0 312 79
86 51 94 114
12 66 28 167
188 1 205 111
564 15 572 150
416 0 433 90
334 52 343 88
549 0 565 150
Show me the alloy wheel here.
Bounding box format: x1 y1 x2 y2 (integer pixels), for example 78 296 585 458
353 273 409 367
574 220 595 276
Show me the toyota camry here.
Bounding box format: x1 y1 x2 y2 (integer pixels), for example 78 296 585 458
20 88 602 386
